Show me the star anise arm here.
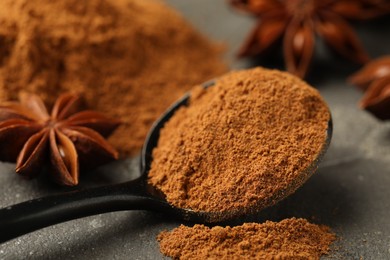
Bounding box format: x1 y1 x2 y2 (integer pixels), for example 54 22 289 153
0 119 42 162
283 18 315 78
314 11 370 64
60 126 118 170
19 93 50 122
360 76 390 120
51 92 85 120
16 130 50 178
64 110 121 138
349 56 390 91
0 103 40 122
329 0 390 20
50 129 79 186
230 0 283 16
238 15 287 57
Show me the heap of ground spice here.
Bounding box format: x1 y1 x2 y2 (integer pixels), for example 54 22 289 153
158 218 336 259
0 0 226 156
148 68 330 215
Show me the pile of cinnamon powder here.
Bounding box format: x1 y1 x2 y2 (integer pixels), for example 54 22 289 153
158 218 336 259
0 0 226 156
148 68 330 215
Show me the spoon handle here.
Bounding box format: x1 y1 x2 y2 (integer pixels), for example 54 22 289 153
0 178 168 243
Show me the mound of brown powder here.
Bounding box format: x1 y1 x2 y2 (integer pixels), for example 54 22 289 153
148 68 330 214
0 0 226 156
158 218 336 259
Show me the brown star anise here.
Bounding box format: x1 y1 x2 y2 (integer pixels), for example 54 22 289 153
349 56 390 120
230 0 390 78
0 92 120 186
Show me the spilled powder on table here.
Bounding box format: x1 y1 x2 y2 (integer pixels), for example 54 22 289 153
158 218 336 260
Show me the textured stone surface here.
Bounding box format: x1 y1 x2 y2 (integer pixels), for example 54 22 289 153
1 0 390 259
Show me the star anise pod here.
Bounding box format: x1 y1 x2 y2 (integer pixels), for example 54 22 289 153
230 0 390 78
0 92 120 186
349 56 390 120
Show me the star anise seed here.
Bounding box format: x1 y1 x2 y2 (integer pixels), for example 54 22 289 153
0 92 120 186
349 56 390 120
230 0 390 78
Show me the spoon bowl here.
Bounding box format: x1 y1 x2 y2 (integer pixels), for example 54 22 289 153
0 80 332 243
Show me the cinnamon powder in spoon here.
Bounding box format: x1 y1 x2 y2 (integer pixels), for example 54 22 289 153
158 218 336 259
148 67 330 214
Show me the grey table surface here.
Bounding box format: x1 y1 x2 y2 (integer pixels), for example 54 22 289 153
1 0 390 259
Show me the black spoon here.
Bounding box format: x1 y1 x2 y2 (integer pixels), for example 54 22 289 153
0 81 332 243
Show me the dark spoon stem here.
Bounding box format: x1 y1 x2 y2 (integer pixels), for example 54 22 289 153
0 177 170 243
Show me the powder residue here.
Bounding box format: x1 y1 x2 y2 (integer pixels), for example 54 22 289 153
148 67 330 214
158 218 336 260
0 0 226 156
